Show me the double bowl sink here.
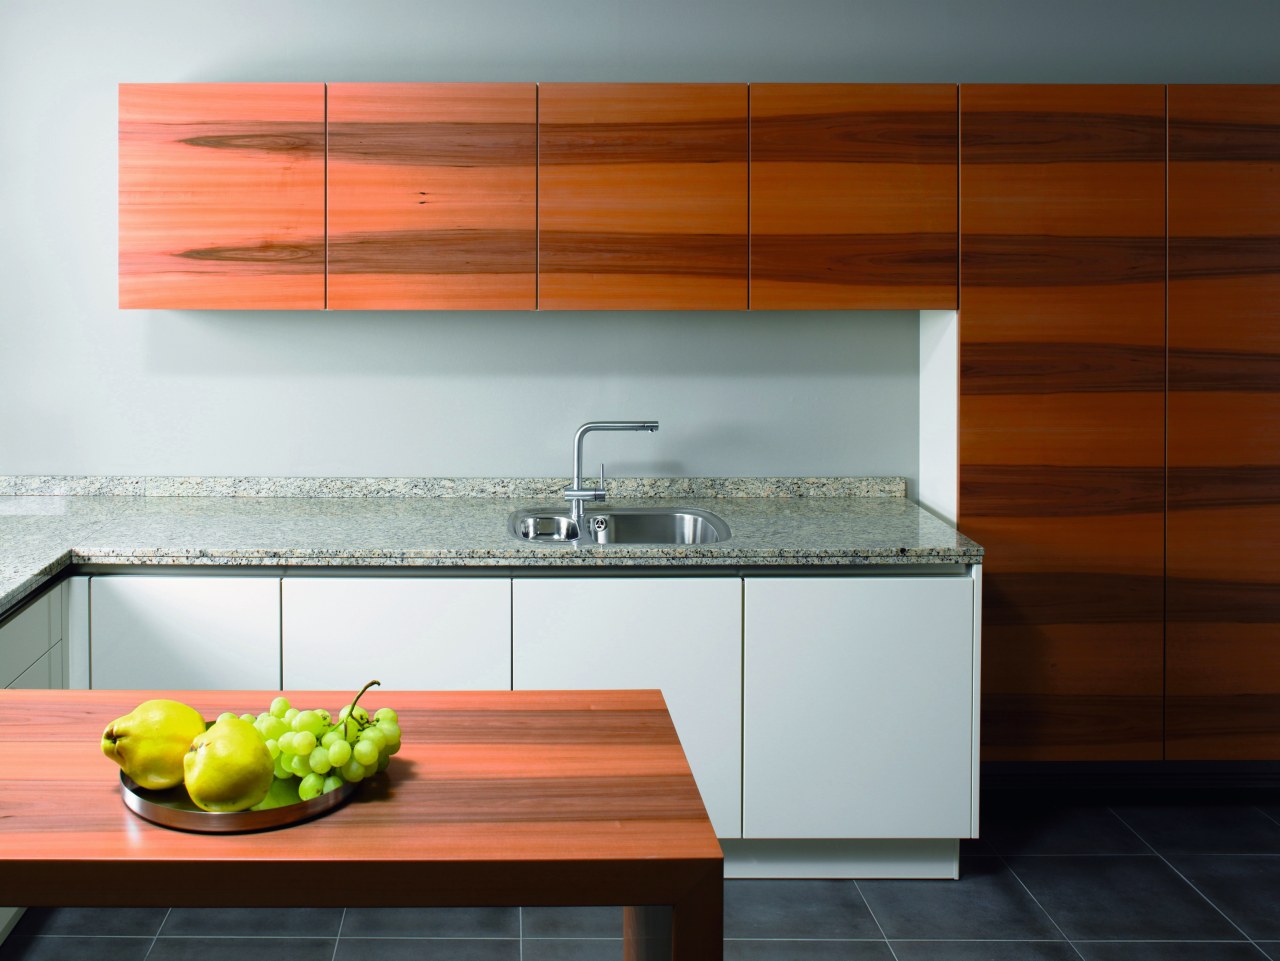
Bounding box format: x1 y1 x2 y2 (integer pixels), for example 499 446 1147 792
510 506 730 546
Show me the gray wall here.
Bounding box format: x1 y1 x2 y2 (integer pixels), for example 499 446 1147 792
2 0 1277 482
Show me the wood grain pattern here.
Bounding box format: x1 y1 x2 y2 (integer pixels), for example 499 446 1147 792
750 84 956 309
0 689 722 958
538 84 747 310
1167 86 1280 761
327 83 536 310
119 83 325 309
959 85 1166 761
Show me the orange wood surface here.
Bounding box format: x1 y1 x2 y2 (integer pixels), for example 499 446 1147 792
119 84 325 309
327 83 536 310
538 83 748 310
1167 85 1280 760
0 688 722 956
750 84 957 309
959 85 1167 761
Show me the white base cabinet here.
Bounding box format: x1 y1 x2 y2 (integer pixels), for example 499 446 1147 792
282 577 511 690
743 574 979 842
89 576 281 690
0 582 64 689
513 577 743 838
63 565 981 877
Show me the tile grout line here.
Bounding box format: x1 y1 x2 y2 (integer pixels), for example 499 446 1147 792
1108 807 1265 951
140 907 170 961
852 879 900 961
995 854 1089 961
329 906 346 961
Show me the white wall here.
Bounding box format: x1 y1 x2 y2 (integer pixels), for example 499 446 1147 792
2 0 1276 484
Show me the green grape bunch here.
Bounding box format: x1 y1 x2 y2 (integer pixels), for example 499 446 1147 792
245 680 401 802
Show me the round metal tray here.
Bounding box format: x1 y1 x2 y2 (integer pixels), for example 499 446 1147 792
121 772 358 833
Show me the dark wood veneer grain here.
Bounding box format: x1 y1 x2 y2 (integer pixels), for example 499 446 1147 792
962 343 1166 394
1167 85 1280 759
959 84 1165 761
962 111 1165 163
961 465 1165 516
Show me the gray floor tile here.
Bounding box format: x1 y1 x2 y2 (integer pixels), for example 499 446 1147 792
0 937 153 961
1114 805 1280 855
1169 854 1280 940
521 905 622 938
980 803 1150 855
1259 943 1280 961
521 940 625 961
857 856 1062 940
891 942 1080 960
725 941 894 960
340 906 519 938
11 907 168 938
1006 854 1243 941
1073 941 1271 960
147 938 336 961
724 879 882 940
159 907 340 938
334 938 519 960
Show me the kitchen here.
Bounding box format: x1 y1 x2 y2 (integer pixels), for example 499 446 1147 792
2 0 1279 959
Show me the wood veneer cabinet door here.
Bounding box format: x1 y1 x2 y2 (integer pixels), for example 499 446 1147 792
327 83 536 310
538 83 748 309
958 85 1166 761
118 84 325 309
750 84 957 309
1167 85 1280 759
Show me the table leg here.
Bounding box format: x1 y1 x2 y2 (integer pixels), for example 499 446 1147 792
623 865 724 961
623 905 672 961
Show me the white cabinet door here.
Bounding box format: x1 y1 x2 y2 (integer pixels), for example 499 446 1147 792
513 577 742 838
0 587 56 687
90 576 281 690
7 642 63 689
282 577 511 690
744 575 975 839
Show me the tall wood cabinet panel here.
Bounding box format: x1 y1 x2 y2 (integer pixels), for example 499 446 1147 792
1167 85 1280 759
958 85 1167 760
750 84 957 309
118 83 325 309
538 83 748 309
326 84 537 310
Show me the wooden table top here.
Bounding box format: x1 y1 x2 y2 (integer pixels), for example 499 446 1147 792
0 688 722 908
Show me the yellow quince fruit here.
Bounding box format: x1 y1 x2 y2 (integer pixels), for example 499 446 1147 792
101 698 207 790
183 716 274 813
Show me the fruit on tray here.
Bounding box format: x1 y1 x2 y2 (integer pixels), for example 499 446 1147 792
253 680 401 801
101 698 207 790
103 681 402 812
184 716 275 812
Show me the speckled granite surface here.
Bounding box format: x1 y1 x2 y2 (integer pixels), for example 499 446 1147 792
0 478 982 618
1 475 905 498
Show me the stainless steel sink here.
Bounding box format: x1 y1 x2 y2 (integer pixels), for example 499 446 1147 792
510 507 730 545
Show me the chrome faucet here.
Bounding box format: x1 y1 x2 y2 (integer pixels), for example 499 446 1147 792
564 421 659 523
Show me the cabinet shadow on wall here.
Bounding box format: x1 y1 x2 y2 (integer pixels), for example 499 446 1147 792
143 308 922 379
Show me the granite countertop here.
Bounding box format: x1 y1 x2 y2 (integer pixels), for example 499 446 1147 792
0 476 983 617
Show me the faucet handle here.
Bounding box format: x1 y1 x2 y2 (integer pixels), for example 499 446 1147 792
598 462 606 494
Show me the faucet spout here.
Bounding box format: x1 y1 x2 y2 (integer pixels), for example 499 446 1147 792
565 421 659 522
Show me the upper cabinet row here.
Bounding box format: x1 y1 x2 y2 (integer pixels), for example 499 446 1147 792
118 82 958 310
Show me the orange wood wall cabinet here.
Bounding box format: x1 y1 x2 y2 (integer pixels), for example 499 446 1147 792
750 84 957 310
537 83 749 310
118 83 325 309
1167 85 1280 760
326 83 536 310
958 85 1167 761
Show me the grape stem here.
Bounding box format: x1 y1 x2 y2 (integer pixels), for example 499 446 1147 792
351 679 381 714
343 679 381 739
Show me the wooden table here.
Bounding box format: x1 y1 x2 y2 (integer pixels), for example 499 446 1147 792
0 688 723 960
